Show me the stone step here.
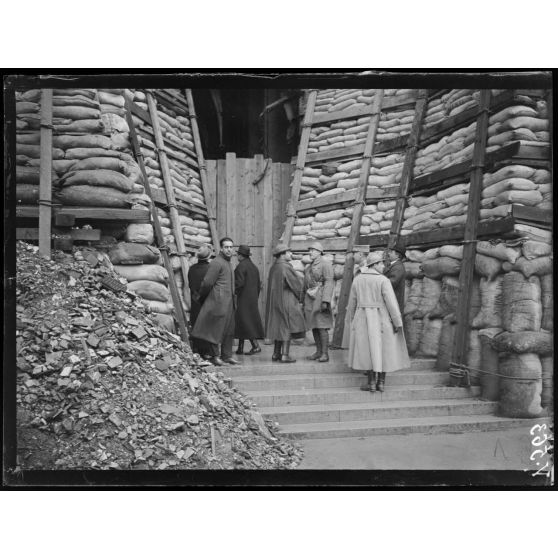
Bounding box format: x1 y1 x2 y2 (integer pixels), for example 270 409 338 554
248 385 481 407
261 399 497 425
233 370 449 392
216 358 436 377
279 415 546 439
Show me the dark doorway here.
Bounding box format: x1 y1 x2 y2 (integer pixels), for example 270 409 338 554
190 89 300 162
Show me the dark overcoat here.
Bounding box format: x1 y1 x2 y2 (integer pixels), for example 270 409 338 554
191 252 235 345
302 256 334 329
234 257 264 339
265 260 306 341
188 260 210 326
384 259 406 313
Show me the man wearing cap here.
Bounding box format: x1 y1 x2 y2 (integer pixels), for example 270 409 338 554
192 237 239 366
303 242 334 362
265 244 306 363
188 244 212 357
342 251 410 392
234 245 264 355
383 241 406 314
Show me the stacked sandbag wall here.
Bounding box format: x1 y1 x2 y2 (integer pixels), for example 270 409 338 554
402 239 552 418
15 88 213 331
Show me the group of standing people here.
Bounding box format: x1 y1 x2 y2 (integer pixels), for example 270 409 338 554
187 236 410 394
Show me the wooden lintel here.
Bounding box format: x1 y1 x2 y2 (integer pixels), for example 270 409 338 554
296 186 399 212
17 206 151 222
17 228 101 241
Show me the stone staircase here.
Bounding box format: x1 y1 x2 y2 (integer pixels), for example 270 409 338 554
216 345 543 439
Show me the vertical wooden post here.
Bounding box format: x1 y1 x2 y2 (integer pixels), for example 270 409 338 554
388 89 429 249
332 90 385 347
38 89 53 258
184 89 220 253
146 91 191 310
450 89 492 383
262 157 274 320
124 97 190 345
225 152 237 240
282 90 318 244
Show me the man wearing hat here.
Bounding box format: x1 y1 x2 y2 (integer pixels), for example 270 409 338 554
383 240 406 314
192 237 239 366
188 244 212 357
265 244 306 363
234 245 264 355
302 241 334 362
342 251 410 392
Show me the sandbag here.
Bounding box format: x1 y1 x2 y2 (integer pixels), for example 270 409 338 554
494 189 542 206
403 261 423 279
490 331 552 356
113 264 169 284
540 356 553 409
124 223 154 244
521 240 552 260
17 143 65 159
474 253 501 280
404 278 423 316
499 353 543 418
502 272 542 333
54 185 131 208
127 280 170 302
421 256 461 279
478 328 502 401
415 277 442 318
439 245 463 260
404 315 423 356
512 256 552 278
476 240 520 264
471 277 503 328
109 243 161 265
53 134 113 150
430 276 460 318
52 106 101 120
418 317 443 357
541 274 553 331
151 313 176 333
54 119 105 134
59 169 134 193
436 316 456 371
143 300 174 314
308 229 337 239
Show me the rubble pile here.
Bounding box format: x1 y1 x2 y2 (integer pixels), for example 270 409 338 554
16 242 302 470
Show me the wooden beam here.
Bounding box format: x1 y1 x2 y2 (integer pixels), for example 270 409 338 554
388 89 428 250
290 237 352 252
17 228 101 241
38 89 53 258
125 97 190 345
17 206 151 222
451 89 492 380
282 90 318 244
511 204 552 226
184 89 220 252
146 91 192 315
332 90 385 347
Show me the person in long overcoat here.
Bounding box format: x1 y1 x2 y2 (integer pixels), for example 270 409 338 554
187 244 212 357
302 241 334 362
234 245 264 355
265 243 306 363
342 251 410 392
191 237 239 366
383 242 406 314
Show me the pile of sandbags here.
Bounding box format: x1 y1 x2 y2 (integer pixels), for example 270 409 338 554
16 88 138 208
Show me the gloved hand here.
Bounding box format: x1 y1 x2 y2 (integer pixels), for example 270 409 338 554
393 324 402 334
321 301 330 313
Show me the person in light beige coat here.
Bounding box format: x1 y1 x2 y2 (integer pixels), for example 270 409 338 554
342 251 410 392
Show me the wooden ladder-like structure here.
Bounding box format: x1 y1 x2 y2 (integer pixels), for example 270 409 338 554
124 96 190 344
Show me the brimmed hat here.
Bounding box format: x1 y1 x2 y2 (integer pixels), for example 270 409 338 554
309 241 324 253
273 243 290 256
391 240 406 258
196 244 211 261
237 244 251 257
366 251 384 266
